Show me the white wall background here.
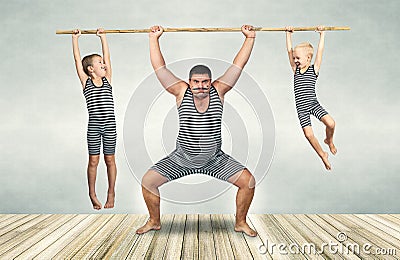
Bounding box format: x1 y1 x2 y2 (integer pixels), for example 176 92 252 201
0 0 399 213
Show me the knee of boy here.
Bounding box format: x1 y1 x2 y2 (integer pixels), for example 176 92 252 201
88 156 100 167
327 119 336 129
303 130 314 140
104 156 116 166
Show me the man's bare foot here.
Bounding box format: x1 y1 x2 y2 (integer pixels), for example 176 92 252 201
89 194 102 210
321 152 331 170
104 192 115 209
136 219 161 234
324 139 337 155
234 222 257 237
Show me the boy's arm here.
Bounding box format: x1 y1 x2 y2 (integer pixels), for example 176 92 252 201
97 28 112 83
72 29 89 87
285 26 296 73
314 26 325 74
214 25 256 96
149 25 187 98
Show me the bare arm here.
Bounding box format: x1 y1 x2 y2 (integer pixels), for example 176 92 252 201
285 26 296 73
97 28 112 83
149 25 187 97
314 26 325 74
72 29 88 87
214 25 256 96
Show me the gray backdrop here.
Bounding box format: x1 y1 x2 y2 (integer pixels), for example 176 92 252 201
1 0 398 213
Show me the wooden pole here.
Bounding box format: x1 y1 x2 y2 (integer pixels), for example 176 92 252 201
56 26 350 34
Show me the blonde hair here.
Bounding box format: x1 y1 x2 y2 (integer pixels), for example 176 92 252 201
295 42 314 59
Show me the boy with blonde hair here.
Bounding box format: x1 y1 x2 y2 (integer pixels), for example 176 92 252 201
72 28 117 209
285 26 337 170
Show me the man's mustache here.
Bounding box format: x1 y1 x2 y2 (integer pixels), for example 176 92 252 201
193 87 209 91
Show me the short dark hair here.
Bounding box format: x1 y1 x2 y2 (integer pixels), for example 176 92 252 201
189 64 212 79
82 54 101 76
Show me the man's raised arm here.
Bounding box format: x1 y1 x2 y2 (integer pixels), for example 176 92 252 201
214 25 256 96
149 25 186 97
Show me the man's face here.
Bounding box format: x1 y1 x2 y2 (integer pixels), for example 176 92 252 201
189 73 211 99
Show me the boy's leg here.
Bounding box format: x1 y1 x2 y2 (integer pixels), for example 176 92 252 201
102 125 117 208
302 126 331 170
104 154 117 209
320 114 337 155
87 155 102 209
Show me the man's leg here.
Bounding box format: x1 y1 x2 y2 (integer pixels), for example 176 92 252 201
87 155 101 210
228 169 257 237
302 126 331 170
104 154 117 209
136 170 168 234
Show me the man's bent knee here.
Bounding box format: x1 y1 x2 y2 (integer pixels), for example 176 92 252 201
229 169 256 189
244 172 256 189
248 174 256 189
141 170 168 190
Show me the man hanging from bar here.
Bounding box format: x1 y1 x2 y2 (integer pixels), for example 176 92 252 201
136 25 257 236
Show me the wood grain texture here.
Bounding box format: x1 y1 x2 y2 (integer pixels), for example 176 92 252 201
0 214 398 259
56 26 350 34
181 214 199 260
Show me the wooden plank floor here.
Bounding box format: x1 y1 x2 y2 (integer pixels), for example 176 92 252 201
0 214 399 259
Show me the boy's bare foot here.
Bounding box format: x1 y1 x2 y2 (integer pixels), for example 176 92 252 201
89 194 102 210
321 152 331 170
324 139 337 155
136 219 161 234
104 192 115 209
234 222 258 237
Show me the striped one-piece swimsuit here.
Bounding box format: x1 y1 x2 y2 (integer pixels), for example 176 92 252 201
294 64 328 128
151 86 246 181
83 77 117 155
